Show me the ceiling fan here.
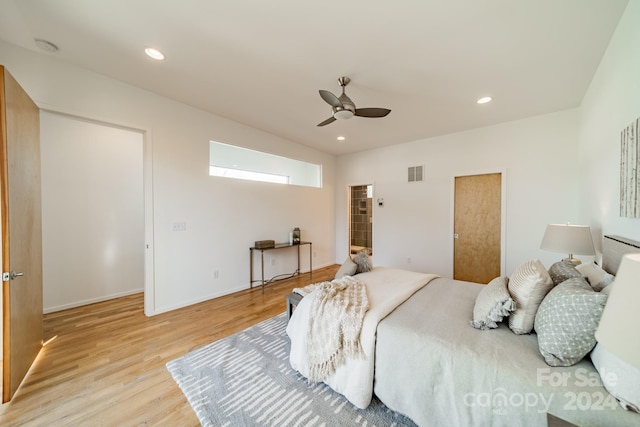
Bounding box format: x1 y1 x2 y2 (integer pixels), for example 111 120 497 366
317 77 391 127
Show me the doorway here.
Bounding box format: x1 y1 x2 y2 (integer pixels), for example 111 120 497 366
39 112 145 313
453 173 503 283
349 184 373 257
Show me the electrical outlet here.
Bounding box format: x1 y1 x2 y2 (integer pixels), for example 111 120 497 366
172 221 187 231
406 257 412 264
213 270 219 279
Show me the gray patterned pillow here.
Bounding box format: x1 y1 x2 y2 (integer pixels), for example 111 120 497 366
470 276 515 330
548 260 583 285
534 277 607 367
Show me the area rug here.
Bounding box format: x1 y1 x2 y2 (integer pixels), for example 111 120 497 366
166 313 416 427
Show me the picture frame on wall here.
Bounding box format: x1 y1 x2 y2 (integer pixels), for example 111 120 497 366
620 116 639 218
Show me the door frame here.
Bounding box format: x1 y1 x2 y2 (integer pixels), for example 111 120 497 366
347 182 374 260
38 104 155 315
450 169 507 279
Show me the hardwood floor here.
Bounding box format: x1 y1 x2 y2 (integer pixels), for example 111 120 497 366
0 265 338 427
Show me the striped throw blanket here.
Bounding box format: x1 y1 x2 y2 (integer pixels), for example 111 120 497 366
299 275 370 381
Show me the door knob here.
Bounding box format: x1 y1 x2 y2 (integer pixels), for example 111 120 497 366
10 271 24 280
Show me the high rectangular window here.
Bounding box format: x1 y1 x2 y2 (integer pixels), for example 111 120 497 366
209 141 321 188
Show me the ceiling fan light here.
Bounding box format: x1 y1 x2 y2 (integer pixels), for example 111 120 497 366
334 110 354 120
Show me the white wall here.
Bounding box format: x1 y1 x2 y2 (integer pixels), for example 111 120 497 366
40 111 144 313
0 40 336 315
579 1 640 248
335 109 582 277
335 1 640 276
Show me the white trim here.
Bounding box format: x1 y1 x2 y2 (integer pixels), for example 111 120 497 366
450 169 507 278
43 288 143 314
143 128 155 316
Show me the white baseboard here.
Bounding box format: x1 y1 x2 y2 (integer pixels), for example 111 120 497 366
151 263 335 316
43 288 144 314
45 263 336 316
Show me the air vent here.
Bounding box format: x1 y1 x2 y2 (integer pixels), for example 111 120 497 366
408 165 424 183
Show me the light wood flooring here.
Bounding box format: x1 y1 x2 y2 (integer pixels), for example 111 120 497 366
0 265 338 426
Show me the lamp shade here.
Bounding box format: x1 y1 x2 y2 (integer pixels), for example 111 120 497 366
540 224 595 256
595 253 640 369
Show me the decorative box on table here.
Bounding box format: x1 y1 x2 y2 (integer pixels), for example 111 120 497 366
254 240 275 249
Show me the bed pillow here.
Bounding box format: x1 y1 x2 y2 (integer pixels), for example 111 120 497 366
548 260 583 286
534 277 607 366
335 257 357 279
590 343 640 412
353 251 373 274
600 283 613 295
507 259 554 335
576 261 615 291
470 276 515 330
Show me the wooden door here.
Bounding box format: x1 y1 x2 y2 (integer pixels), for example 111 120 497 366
1 66 43 402
454 173 501 283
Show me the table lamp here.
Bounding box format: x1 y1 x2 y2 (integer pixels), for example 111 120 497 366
540 223 595 265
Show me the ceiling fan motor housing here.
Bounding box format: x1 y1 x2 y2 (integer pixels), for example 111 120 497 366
334 94 355 119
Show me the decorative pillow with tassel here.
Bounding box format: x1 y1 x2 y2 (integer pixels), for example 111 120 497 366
470 276 515 330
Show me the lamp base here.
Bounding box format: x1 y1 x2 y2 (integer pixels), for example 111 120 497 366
562 257 582 266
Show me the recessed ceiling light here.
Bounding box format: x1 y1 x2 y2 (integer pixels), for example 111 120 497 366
337 136 346 141
477 96 492 104
34 38 59 53
144 47 165 61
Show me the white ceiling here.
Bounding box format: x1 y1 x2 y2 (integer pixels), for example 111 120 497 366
0 0 629 155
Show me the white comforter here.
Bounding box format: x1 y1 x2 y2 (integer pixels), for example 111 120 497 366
286 267 438 409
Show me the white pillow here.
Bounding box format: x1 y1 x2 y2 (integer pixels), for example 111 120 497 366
576 261 615 291
335 257 357 279
507 259 554 335
470 276 515 330
591 343 640 412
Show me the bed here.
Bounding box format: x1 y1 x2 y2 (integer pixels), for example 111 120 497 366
286 235 640 426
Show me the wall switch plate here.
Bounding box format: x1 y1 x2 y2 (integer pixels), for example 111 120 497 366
172 221 187 231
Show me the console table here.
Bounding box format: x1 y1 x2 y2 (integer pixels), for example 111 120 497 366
249 241 312 288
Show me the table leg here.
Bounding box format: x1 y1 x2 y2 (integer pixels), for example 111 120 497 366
261 250 265 288
309 242 313 280
249 248 254 288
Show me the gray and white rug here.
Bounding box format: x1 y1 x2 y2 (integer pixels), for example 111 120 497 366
166 313 416 427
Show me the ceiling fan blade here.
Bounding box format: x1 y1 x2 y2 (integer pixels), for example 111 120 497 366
319 90 343 108
317 116 337 127
354 108 391 118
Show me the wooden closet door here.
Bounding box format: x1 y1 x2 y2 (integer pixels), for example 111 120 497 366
453 173 501 283
1 65 43 402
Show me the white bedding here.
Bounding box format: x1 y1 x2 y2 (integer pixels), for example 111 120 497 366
286 267 438 409
375 277 640 427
